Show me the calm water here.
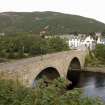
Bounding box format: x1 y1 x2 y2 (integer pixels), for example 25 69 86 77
68 71 105 100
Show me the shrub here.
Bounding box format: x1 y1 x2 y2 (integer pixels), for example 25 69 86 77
0 35 70 59
94 44 105 62
0 78 104 105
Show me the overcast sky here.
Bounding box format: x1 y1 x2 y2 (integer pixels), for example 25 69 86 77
0 0 105 23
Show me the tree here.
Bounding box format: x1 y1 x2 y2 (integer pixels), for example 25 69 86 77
94 44 105 61
47 37 70 52
0 35 70 60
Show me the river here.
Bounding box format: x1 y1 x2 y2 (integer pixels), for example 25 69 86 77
68 71 105 100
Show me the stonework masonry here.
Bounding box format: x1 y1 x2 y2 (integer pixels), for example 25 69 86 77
0 50 87 86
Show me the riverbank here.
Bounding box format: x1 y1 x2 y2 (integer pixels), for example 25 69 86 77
0 78 104 105
84 66 105 73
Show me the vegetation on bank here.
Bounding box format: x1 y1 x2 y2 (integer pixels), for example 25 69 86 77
85 44 105 66
0 11 105 35
0 78 104 105
0 35 69 61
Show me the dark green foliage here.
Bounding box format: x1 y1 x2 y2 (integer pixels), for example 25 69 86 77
94 44 105 62
0 78 104 105
0 11 105 35
0 80 36 105
0 35 69 60
47 37 69 52
85 44 105 66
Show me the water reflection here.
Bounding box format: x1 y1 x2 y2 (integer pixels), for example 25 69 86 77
67 71 80 89
68 71 105 100
95 74 105 88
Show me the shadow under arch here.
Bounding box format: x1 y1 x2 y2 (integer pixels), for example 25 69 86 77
36 67 60 80
68 57 81 71
67 57 81 89
33 67 60 87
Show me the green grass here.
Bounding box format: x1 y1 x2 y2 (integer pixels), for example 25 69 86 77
85 50 105 67
0 78 104 105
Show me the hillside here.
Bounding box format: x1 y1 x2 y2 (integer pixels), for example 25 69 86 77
0 11 105 35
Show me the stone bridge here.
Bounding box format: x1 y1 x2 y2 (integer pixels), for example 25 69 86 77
0 50 87 86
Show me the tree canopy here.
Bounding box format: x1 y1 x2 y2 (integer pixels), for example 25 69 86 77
0 35 69 60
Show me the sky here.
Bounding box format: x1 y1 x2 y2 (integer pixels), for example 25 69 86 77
0 0 105 23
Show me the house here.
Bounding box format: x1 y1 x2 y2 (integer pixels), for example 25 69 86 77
45 32 104 50
68 35 81 49
68 35 95 50
81 35 96 50
45 34 96 50
97 37 105 45
96 33 105 45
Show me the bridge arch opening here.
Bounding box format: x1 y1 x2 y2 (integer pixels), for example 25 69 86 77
33 67 60 87
68 57 81 71
36 67 60 80
67 57 81 89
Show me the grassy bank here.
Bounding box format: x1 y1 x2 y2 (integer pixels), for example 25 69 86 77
0 78 104 105
85 53 105 67
85 44 105 67
85 44 105 72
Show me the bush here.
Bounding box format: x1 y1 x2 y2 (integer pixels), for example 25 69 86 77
85 51 97 66
94 44 105 62
0 35 70 59
85 44 105 66
0 78 104 105
47 37 69 52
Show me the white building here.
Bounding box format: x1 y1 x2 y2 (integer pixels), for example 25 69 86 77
68 33 105 50
96 34 105 45
68 35 81 49
45 33 104 50
68 35 96 50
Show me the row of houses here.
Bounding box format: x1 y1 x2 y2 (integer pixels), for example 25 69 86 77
68 33 105 50
45 32 105 50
